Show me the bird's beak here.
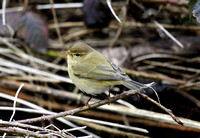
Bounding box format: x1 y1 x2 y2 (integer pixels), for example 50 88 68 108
62 51 72 55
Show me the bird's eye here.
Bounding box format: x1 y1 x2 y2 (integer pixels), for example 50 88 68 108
74 54 80 57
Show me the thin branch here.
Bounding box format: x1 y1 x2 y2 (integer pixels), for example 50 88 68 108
1 105 200 132
48 21 200 31
154 20 184 48
109 1 127 47
66 115 148 133
9 83 24 122
144 60 200 74
0 1 188 15
63 28 100 42
0 106 147 135
2 83 24 138
107 0 122 23
23 0 29 11
0 120 46 131
137 93 183 125
0 92 99 137
0 3 83 14
14 84 182 125
133 53 193 63
0 58 72 84
73 121 148 138
2 0 6 25
49 0 65 49
0 127 52 137
16 89 145 124
138 0 188 5
0 37 68 71
123 68 200 88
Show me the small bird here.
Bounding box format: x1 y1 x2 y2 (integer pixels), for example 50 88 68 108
63 42 147 104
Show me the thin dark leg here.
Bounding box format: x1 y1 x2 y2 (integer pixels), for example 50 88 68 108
106 90 111 104
85 97 92 107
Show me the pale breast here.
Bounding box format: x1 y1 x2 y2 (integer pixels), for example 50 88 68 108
69 72 110 95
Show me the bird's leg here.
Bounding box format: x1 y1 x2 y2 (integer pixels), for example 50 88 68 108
136 93 140 99
85 97 92 108
106 89 111 105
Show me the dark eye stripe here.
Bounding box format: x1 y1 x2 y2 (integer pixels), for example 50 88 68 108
75 54 80 56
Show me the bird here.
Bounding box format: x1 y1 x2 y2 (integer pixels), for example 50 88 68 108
63 42 147 104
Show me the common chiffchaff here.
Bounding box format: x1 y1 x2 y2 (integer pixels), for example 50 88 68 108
64 42 146 102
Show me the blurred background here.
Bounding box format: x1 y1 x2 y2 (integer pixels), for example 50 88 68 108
0 0 200 137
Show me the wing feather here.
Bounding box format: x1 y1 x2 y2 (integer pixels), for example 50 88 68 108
72 52 128 81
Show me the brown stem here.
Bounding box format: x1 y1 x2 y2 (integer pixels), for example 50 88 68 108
0 127 51 137
15 86 182 125
16 89 139 124
137 93 183 125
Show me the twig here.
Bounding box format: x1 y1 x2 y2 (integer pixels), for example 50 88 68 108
0 58 72 84
0 127 52 137
138 0 188 5
48 22 84 29
109 0 127 47
0 120 45 131
0 79 75 100
107 92 136 108
73 121 149 138
0 79 138 110
14 84 182 125
0 79 182 125
2 0 6 25
133 53 193 63
66 115 148 133
153 20 184 48
0 3 83 14
23 0 29 11
9 83 24 122
16 89 145 124
144 60 200 73
0 92 99 137
2 83 24 138
1 105 200 133
0 66 24 75
137 93 183 125
48 21 200 31
1 87 199 133
0 1 188 15
63 28 100 42
0 106 147 135
0 37 68 71
123 68 187 84
49 0 65 49
65 126 87 132
107 0 122 23
7 76 61 82
123 21 200 31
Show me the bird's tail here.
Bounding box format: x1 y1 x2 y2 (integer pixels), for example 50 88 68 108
123 80 147 90
123 80 160 103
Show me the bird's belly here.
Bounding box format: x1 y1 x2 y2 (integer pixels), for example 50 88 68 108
70 74 109 95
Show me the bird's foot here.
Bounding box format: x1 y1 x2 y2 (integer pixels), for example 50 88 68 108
106 91 111 105
85 97 92 108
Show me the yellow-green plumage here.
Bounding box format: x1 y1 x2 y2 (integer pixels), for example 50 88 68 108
66 42 145 96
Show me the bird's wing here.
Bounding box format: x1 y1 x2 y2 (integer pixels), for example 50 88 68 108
72 59 128 81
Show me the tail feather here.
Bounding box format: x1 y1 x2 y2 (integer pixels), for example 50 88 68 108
123 80 147 90
123 81 160 104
